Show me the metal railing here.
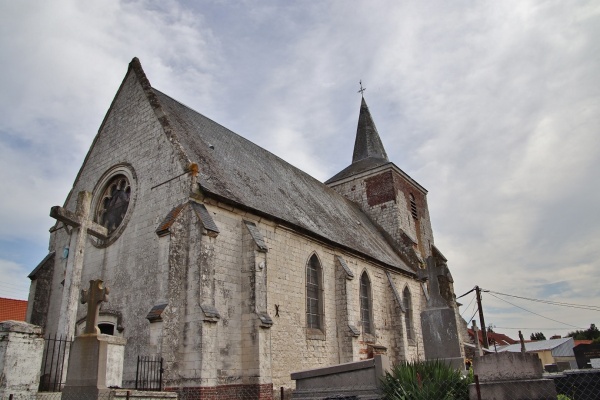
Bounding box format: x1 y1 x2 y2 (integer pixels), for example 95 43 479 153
38 334 73 392
135 355 164 391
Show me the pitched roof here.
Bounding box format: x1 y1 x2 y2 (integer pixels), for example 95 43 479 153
0 298 28 322
326 98 391 184
352 97 388 163
498 337 575 356
468 328 518 346
137 64 413 274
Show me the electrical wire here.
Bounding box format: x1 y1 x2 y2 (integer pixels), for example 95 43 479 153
456 287 476 299
467 305 479 325
487 292 583 329
460 294 476 318
485 290 600 312
494 327 572 331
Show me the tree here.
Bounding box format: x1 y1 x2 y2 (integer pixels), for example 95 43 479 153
530 332 546 341
567 324 600 341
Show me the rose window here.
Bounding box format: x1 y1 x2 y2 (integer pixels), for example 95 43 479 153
96 175 131 234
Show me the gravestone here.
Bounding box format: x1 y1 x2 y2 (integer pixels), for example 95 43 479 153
419 256 464 369
574 343 600 369
62 280 127 400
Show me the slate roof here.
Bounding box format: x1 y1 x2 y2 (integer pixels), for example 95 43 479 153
0 298 28 322
326 98 390 184
498 337 575 357
352 98 388 163
149 83 413 274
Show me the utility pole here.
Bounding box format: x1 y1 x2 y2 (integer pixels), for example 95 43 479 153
475 286 489 349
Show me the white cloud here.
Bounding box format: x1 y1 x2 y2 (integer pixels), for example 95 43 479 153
0 259 31 300
0 0 599 336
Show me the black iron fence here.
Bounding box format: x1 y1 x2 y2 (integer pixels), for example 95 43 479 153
135 355 164 391
39 334 73 392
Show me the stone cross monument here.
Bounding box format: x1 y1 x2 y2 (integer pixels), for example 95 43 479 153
81 279 110 334
50 191 108 340
62 279 128 400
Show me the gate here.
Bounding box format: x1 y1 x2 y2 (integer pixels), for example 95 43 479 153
135 355 164 391
39 334 73 392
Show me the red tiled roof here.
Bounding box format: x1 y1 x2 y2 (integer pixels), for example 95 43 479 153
574 340 593 347
0 297 28 322
468 329 518 346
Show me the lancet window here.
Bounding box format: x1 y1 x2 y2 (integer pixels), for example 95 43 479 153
306 254 323 331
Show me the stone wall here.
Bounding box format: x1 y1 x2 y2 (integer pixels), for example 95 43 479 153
201 199 427 392
328 165 434 261
32 64 433 397
39 69 192 385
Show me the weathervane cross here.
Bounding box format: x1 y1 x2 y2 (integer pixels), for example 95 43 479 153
358 80 366 97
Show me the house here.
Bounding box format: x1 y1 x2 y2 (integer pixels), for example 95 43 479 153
27 58 463 398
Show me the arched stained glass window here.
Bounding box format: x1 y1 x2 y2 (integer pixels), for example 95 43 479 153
306 254 323 331
360 272 373 334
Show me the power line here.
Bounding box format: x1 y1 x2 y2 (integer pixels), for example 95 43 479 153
486 290 600 312
487 292 583 329
494 327 573 331
460 294 476 318
467 306 479 325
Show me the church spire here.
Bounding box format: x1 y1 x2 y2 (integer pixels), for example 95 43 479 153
352 97 389 164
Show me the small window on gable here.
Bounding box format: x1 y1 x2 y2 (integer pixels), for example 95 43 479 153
306 254 323 332
409 194 418 219
403 286 414 340
360 271 373 334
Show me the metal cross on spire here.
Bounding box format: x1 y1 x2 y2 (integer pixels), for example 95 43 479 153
358 80 366 97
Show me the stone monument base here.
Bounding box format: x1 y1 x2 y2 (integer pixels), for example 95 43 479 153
469 352 557 400
62 333 127 400
469 379 557 400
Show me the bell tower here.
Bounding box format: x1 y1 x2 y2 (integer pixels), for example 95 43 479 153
326 97 433 268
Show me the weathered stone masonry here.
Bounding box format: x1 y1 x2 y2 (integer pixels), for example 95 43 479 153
28 58 462 399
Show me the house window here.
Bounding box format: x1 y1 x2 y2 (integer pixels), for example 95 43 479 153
306 254 323 331
360 272 373 334
403 286 414 340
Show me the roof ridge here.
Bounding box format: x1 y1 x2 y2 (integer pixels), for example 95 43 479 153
129 58 191 170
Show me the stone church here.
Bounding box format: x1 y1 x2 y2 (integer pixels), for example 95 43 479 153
27 58 463 398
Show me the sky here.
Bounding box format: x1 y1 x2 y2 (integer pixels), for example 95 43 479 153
1 0 599 340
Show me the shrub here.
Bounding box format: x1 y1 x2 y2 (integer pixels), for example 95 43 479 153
381 360 473 400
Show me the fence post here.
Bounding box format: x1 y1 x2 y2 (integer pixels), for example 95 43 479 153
159 356 164 391
474 374 482 400
135 355 140 390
